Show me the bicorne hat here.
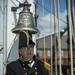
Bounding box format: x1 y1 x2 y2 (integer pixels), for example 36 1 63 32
19 31 35 49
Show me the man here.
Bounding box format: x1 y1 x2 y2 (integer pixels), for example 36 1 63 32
6 31 50 75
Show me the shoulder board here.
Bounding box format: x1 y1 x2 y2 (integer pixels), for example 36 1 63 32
44 62 51 72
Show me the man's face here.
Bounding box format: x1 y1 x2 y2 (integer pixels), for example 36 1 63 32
19 45 34 61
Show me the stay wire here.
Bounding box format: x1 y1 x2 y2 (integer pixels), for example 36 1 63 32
0 6 4 14
16 0 21 3
11 0 18 7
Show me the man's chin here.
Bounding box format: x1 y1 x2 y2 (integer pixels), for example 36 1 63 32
25 58 31 61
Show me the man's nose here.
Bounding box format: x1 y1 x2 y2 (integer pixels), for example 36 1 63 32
27 47 32 50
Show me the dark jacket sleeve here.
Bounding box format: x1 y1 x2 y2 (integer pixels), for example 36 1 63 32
6 64 16 75
5 60 24 75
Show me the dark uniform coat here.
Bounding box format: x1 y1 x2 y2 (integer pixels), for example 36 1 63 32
6 59 49 75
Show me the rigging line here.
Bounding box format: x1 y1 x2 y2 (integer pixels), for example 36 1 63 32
74 0 75 13
67 0 73 75
0 6 4 14
57 0 62 75
42 0 46 62
10 0 22 25
37 2 67 24
16 0 21 3
10 0 23 11
74 0 75 37
7 34 17 61
71 0 74 28
3 0 8 75
11 0 18 7
50 0 53 75
54 0 57 75
70 0 75 45
35 0 38 3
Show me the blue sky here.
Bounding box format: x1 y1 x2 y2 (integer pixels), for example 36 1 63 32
35 0 75 37
37 0 67 15
37 0 67 36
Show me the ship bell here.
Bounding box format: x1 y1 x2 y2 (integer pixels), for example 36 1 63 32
11 0 38 34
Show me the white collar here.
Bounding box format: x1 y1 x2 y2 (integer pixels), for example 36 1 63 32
28 60 35 68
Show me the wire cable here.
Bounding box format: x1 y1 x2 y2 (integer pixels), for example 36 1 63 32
11 0 18 7
0 6 4 14
16 0 21 3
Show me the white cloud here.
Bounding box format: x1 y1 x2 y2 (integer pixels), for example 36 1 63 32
37 9 67 37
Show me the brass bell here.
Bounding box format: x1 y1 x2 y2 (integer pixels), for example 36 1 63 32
11 0 38 34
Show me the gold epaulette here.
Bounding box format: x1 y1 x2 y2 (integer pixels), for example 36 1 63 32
37 59 51 72
44 62 51 72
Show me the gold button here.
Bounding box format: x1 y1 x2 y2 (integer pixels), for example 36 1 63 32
35 72 38 74
23 68 26 70
23 64 25 66
25 73 27 75
35 67 37 70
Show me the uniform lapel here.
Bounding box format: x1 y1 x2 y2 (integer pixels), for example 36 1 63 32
28 63 37 75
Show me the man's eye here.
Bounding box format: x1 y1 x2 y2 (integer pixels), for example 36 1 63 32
30 46 34 47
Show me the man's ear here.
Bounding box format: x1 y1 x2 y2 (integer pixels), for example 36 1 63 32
18 49 21 54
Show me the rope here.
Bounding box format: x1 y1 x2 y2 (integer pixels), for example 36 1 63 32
67 0 73 75
53 0 57 75
50 0 53 75
57 0 62 75
7 34 18 61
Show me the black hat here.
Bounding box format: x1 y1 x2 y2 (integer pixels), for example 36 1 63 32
19 31 35 49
